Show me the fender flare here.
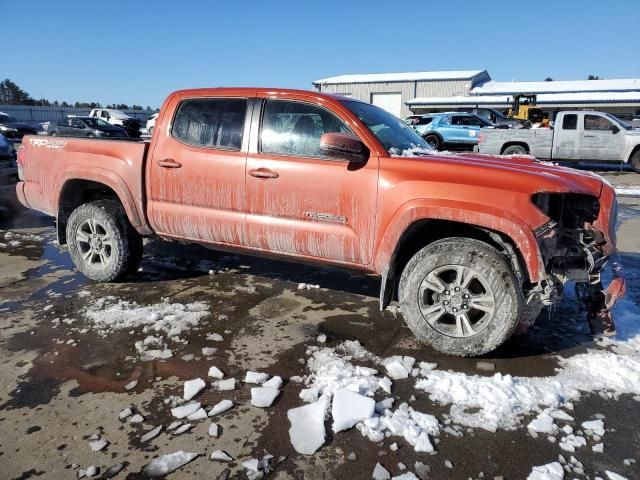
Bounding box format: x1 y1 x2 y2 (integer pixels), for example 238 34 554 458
373 198 544 288
58 167 151 234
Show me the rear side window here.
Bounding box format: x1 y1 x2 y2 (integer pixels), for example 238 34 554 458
171 98 247 150
416 117 433 126
260 100 351 158
562 114 577 130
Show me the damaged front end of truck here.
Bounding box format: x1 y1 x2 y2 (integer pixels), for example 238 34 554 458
524 187 626 335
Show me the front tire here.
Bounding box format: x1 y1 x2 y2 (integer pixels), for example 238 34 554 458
399 237 523 356
66 200 142 282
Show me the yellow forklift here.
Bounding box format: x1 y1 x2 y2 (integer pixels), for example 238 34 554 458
507 94 546 125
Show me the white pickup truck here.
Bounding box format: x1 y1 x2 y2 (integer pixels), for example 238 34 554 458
476 111 640 173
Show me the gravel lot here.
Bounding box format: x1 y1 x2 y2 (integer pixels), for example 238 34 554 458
0 169 639 480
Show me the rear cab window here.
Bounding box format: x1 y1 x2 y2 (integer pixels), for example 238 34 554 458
171 98 247 150
562 114 577 130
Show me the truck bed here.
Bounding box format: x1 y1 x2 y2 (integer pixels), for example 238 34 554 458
478 128 554 158
17 136 149 227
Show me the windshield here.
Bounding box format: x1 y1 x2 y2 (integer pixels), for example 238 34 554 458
341 100 434 156
605 113 632 130
81 118 111 127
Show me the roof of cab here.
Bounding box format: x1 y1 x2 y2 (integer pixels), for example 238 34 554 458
167 87 367 104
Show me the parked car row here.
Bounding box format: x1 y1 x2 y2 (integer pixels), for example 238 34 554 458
0 112 38 141
48 116 128 138
406 112 496 150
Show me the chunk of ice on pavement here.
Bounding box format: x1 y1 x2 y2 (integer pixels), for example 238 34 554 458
89 439 108 451
528 410 557 435
245 371 269 384
559 434 587 452
242 458 260 472
208 423 219 438
375 398 395 414
171 402 201 419
581 419 605 436
129 414 144 423
172 424 193 435
209 399 233 416
183 378 205 401
251 387 280 407
382 356 410 380
317 334 327 343
214 378 235 391
550 409 574 422
605 471 629 480
118 408 132 420
208 366 225 379
592 443 604 453
391 474 418 480
207 333 224 342
85 466 98 477
124 379 138 390
331 388 375 433
187 408 208 420
300 388 319 403
262 375 283 389
210 450 233 462
141 425 162 443
527 461 564 480
143 451 199 477
379 377 392 394
202 347 217 356
373 463 391 480
287 394 330 455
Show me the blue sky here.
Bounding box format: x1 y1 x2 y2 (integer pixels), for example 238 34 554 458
4 0 639 108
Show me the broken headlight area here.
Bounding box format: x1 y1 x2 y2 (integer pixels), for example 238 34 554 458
532 192 607 283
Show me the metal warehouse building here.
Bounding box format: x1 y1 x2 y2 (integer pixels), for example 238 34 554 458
313 70 640 121
312 70 491 118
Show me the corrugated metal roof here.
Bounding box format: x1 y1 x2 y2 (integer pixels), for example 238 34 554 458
407 91 640 106
313 70 486 85
472 78 640 95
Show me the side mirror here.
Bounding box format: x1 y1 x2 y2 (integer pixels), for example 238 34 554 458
610 125 620 134
319 132 369 164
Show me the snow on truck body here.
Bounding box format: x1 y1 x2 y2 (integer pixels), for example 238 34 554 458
15 87 625 356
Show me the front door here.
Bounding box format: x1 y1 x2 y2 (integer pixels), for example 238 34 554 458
244 98 378 265
579 114 625 161
147 96 250 245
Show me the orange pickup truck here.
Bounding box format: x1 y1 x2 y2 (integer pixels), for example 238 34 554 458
16 88 624 356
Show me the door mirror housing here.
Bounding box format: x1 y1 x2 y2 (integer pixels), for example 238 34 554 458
610 125 620 134
320 132 369 164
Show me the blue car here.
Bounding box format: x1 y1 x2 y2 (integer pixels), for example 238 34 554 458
411 113 493 151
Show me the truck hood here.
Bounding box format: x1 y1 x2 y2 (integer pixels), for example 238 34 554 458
405 151 606 198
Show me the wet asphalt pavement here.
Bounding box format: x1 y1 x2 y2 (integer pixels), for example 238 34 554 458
0 169 639 480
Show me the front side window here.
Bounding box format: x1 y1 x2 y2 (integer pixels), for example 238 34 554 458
584 114 614 131
562 114 577 130
172 98 247 150
260 100 351 158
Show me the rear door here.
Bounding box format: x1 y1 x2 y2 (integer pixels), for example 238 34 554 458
553 113 579 159
244 97 378 265
147 95 252 245
579 113 626 161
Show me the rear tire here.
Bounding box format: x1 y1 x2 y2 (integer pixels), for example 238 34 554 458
502 144 528 155
399 237 523 356
50 131 59 136
148 126 154 136
631 150 640 174
424 134 442 151
66 200 142 282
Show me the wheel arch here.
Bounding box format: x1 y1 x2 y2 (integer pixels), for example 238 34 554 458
375 202 541 310
500 141 530 154
57 173 150 244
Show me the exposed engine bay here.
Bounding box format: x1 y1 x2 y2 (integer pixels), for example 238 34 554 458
523 192 625 334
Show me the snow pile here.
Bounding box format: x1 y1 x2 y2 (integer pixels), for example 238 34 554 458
84 297 209 339
415 312 640 431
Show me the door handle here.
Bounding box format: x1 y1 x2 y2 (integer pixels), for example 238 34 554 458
249 168 279 179
157 158 182 168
